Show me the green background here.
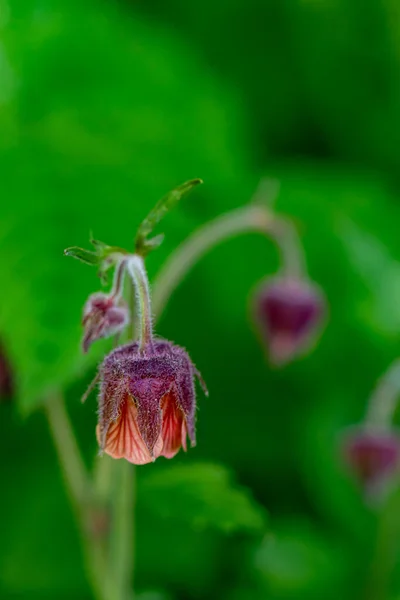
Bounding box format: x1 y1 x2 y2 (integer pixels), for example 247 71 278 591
2 0 400 598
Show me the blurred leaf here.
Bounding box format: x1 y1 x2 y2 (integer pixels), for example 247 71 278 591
136 593 173 600
140 462 267 534
253 520 350 600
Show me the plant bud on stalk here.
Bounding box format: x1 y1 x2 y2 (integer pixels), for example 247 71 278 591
82 292 130 353
342 427 400 497
252 275 325 366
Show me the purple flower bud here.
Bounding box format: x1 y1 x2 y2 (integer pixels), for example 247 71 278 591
82 292 130 353
0 343 13 400
342 427 400 495
97 339 207 465
252 276 325 366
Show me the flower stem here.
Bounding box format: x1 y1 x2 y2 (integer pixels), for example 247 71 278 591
45 392 109 600
104 460 135 600
127 255 153 349
152 203 306 318
366 359 400 428
365 483 400 600
45 392 90 507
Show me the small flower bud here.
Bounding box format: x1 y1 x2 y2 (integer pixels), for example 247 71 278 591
342 427 400 497
0 343 13 401
252 275 325 366
82 292 130 353
97 339 207 465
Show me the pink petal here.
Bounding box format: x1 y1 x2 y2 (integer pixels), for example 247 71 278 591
160 392 186 459
98 395 160 465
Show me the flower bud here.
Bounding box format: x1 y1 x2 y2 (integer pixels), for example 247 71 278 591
252 275 325 366
342 427 400 496
0 343 13 401
82 292 130 353
97 339 207 465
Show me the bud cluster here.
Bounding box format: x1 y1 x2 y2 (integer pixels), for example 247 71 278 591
80 255 206 465
69 180 329 466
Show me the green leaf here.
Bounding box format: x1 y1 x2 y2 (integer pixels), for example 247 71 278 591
139 462 267 534
63 246 100 267
135 179 203 256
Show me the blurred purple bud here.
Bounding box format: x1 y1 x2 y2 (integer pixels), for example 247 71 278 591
0 342 13 401
252 275 326 366
342 427 400 496
97 339 207 465
82 292 130 353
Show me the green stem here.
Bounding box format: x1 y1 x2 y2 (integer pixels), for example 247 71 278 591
366 359 400 428
363 360 400 600
45 393 109 600
45 393 90 507
104 460 136 600
152 203 306 319
365 485 400 600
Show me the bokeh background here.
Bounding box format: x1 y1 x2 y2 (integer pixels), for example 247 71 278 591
2 0 400 598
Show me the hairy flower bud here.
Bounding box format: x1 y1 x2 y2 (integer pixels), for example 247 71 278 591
252 275 325 366
342 427 400 496
82 292 130 353
97 339 207 465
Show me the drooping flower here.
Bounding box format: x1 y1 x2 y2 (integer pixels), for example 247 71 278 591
252 275 325 366
97 339 207 464
82 292 130 353
342 427 400 496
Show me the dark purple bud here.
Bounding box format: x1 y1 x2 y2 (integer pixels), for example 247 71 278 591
252 275 325 366
82 292 130 353
97 339 207 465
0 342 13 400
342 427 400 496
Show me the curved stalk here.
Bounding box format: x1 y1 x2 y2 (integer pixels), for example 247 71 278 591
366 359 400 428
152 204 306 318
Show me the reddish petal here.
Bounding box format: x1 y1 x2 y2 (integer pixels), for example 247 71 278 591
160 392 186 459
98 395 160 465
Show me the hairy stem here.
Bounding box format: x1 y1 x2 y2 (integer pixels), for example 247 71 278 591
127 255 153 349
152 203 306 318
